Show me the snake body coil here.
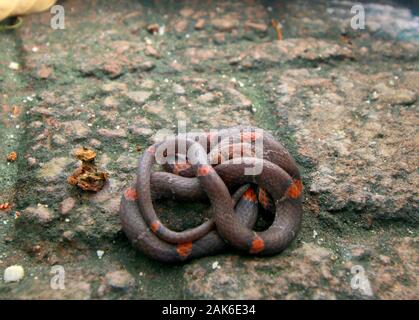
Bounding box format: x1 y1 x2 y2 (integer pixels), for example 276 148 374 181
119 126 303 262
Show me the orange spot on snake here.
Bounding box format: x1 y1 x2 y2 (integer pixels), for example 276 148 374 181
258 188 270 209
286 179 303 199
197 165 212 176
124 188 138 201
243 188 257 203
176 242 193 258
150 221 160 233
250 236 265 254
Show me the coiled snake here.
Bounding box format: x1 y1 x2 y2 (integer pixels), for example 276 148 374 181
119 126 303 262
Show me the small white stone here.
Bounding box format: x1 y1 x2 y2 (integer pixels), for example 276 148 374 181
97 250 105 259
9 62 20 70
158 25 165 36
313 230 318 239
212 261 220 270
4 265 25 283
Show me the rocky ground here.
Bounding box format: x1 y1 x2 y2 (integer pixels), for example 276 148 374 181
0 0 417 299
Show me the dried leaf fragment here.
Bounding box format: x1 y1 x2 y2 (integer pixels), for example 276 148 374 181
7 151 17 162
74 147 96 162
271 19 283 41
67 147 108 192
0 202 11 210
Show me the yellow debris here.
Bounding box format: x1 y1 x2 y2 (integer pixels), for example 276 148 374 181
0 0 56 22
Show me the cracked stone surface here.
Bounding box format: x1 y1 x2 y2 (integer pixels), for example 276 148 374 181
0 0 417 299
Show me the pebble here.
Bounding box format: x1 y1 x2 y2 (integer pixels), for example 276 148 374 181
4 265 25 283
139 60 155 71
226 87 252 108
103 96 119 108
128 126 154 137
298 243 332 263
28 157 36 167
373 83 417 105
8 62 20 70
22 206 53 225
197 92 217 103
211 17 239 31
194 19 206 30
174 20 188 33
101 82 128 93
125 91 152 105
244 21 268 32
97 250 105 259
29 106 54 116
173 84 186 95
52 134 67 145
62 230 75 241
89 138 102 148
142 101 165 116
105 270 135 291
140 79 155 89
379 255 391 265
97 128 126 139
145 45 160 58
37 157 72 181
179 8 194 17
63 120 91 139
350 246 372 260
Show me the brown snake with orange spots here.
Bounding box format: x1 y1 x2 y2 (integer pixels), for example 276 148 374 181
119 126 303 262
